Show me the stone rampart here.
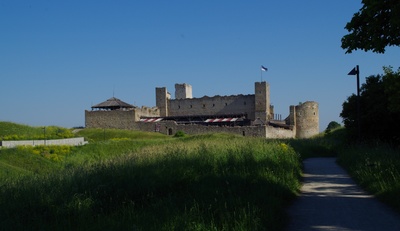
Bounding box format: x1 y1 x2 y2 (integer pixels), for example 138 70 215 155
134 106 160 121
1 137 87 148
136 120 295 138
85 110 137 129
168 95 255 119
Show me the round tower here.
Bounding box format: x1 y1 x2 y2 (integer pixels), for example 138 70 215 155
295 101 319 138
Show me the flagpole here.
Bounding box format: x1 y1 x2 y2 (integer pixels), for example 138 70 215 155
260 68 263 82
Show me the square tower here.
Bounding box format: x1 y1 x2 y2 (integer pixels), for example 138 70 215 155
175 83 193 99
156 87 170 117
254 81 270 123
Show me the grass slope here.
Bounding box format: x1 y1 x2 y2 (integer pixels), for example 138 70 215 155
2 122 399 230
337 143 400 213
0 121 73 140
0 124 302 231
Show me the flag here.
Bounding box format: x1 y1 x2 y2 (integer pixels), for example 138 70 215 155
348 67 358 75
261 65 268 72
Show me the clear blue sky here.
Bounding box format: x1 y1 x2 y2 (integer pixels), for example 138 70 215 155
1 1 399 131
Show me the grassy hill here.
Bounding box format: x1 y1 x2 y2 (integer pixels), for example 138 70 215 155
0 122 303 231
0 121 74 140
1 122 399 230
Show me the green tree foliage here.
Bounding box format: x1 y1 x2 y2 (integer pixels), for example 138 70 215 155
326 121 341 131
340 67 400 142
341 0 400 53
383 66 400 113
325 121 341 134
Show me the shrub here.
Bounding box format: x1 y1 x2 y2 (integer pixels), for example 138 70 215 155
174 130 186 138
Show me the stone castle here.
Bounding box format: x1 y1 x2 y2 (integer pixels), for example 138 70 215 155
85 81 319 138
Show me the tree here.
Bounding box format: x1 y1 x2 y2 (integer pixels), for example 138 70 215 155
326 121 341 130
325 121 341 134
383 66 400 113
340 67 400 142
341 0 400 53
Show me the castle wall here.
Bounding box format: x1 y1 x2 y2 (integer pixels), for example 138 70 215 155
85 110 137 129
266 125 295 139
295 101 319 138
136 121 295 138
168 95 256 119
134 106 160 121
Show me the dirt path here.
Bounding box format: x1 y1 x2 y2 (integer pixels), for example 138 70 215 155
286 158 400 231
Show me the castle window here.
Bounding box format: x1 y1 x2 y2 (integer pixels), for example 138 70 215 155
213 104 215 107
203 104 206 108
225 103 228 106
178 105 180 109
244 101 247 105
190 105 192 108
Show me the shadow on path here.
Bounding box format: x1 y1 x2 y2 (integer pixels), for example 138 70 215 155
286 158 400 231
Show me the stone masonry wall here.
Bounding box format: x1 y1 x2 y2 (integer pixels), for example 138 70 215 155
85 110 136 129
136 121 296 138
156 87 169 117
134 107 160 121
255 82 270 122
175 83 192 99
168 95 256 119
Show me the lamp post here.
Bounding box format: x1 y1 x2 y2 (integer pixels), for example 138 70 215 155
348 65 361 141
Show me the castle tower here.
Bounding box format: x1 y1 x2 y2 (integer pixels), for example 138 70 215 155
175 83 193 99
156 87 170 117
287 105 296 126
295 101 319 138
254 81 270 123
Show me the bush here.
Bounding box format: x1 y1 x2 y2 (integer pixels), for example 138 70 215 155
173 130 186 138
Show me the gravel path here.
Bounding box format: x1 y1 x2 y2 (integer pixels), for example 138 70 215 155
286 157 400 231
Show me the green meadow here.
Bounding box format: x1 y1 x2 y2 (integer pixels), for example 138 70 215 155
0 122 399 230
0 123 303 231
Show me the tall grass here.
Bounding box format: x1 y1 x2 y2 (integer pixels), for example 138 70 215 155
286 128 347 159
0 146 60 181
0 127 172 179
76 128 169 142
0 134 301 231
337 143 400 212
